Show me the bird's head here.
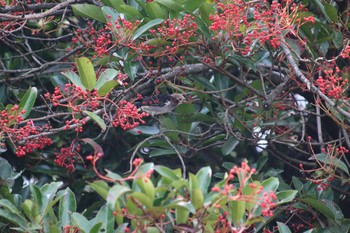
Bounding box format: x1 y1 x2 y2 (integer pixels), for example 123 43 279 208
170 93 186 105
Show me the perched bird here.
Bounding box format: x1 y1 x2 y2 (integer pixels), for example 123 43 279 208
139 93 186 115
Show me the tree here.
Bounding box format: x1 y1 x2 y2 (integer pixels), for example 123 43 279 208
1 0 350 232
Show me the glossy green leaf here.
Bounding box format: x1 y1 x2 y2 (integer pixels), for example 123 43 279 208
95 69 119 90
18 87 37 119
128 125 160 135
230 200 245 225
119 5 143 18
222 136 239 156
97 80 118 96
199 3 215 25
40 181 63 215
332 30 343 48
145 2 167 19
83 111 106 131
72 4 107 23
136 177 155 201
71 213 92 233
106 184 131 207
133 19 164 41
324 3 338 22
130 192 153 209
93 205 114 233
276 190 298 205
90 181 110 200
277 222 292 233
90 222 103 233
300 198 342 221
184 0 204 12
313 153 349 175
61 71 86 91
101 0 125 12
0 208 30 231
175 207 190 224
155 165 180 181
154 0 183 12
261 177 279 193
196 166 211 197
75 57 96 91
58 188 76 228
149 148 176 157
292 176 304 192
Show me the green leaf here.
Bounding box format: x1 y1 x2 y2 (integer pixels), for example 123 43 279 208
59 188 76 228
101 0 125 12
222 136 239 156
175 208 189 224
332 30 343 48
136 177 155 202
75 57 96 91
149 149 176 157
40 181 63 215
155 165 180 181
71 213 92 233
97 80 118 96
199 3 215 25
0 209 30 231
292 176 304 192
129 192 153 209
95 69 119 90
324 3 338 22
106 184 131 208
277 222 292 233
93 205 114 233
145 2 167 19
196 166 211 197
230 200 245 225
276 190 298 205
18 87 37 119
61 71 86 91
154 0 183 12
83 111 106 131
184 0 204 12
300 198 342 221
133 19 164 41
313 153 349 175
128 125 160 135
90 181 110 200
72 4 107 23
119 5 143 19
261 177 279 193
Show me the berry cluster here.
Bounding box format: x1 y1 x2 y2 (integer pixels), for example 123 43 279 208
301 143 348 191
135 14 198 57
112 100 149 130
315 64 348 99
1 105 52 157
211 162 277 231
54 143 81 172
209 1 314 54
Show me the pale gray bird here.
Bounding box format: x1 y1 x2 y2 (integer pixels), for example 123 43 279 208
140 93 186 115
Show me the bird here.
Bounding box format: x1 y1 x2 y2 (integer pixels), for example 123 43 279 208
139 93 186 115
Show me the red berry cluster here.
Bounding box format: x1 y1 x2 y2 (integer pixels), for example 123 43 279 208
315 64 348 99
112 100 149 130
209 1 313 54
14 121 52 157
1 105 52 157
211 162 278 230
340 45 350 59
54 144 81 172
135 14 197 57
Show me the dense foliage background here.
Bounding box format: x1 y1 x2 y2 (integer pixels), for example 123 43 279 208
1 0 350 232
